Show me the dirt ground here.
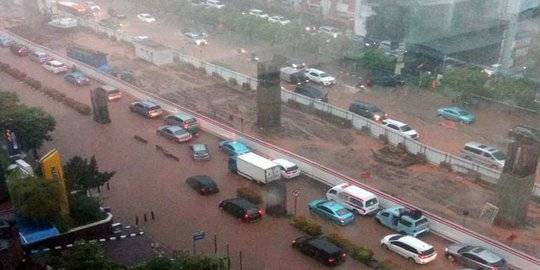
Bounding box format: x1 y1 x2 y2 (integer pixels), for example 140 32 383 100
5 23 540 259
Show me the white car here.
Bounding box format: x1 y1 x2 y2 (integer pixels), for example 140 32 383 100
381 234 437 264
268 15 291 25
318 26 342 38
184 32 208 46
137 13 156 23
382 119 419 140
248 9 269 19
42 60 69 74
304 68 336 86
205 0 224 9
133 35 149 42
272 158 300 179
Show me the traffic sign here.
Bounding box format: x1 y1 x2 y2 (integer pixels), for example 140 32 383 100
193 231 205 241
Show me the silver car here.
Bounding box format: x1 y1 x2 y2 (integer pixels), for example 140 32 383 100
445 244 509 270
157 125 192 142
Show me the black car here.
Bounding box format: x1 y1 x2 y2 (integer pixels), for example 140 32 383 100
191 143 210 160
219 198 263 222
349 101 387 122
186 175 219 195
294 83 328 102
292 236 346 266
129 100 163 118
107 8 127 19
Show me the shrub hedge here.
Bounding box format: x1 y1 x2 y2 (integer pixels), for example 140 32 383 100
236 187 262 205
291 216 322 236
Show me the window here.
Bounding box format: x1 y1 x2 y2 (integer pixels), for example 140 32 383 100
387 124 398 130
399 219 412 227
464 146 482 155
381 212 389 217
328 189 337 195
319 206 332 214
349 197 364 208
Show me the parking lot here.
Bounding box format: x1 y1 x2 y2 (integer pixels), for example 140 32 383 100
0 48 461 269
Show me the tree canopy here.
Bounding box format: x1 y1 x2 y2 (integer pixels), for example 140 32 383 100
63 155 115 192
0 91 56 153
7 175 61 223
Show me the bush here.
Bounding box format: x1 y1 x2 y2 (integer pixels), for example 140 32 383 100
212 72 224 81
242 82 251 90
291 216 322 236
228 77 238 86
360 125 371 134
327 233 355 251
198 66 207 74
24 77 42 89
72 102 92 115
5 67 26 80
70 194 106 226
350 246 374 264
236 187 262 205
415 152 427 163
0 62 10 71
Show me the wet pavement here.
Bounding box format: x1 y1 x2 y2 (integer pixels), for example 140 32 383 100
0 50 459 269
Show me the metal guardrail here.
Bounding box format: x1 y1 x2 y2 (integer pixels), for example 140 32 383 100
5 30 540 270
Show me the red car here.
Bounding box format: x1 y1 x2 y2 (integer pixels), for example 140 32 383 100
9 44 30 56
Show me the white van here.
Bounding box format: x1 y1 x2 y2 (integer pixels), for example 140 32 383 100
461 142 506 170
326 183 379 215
272 158 301 179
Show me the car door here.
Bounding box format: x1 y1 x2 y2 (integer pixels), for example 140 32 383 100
391 241 414 258
318 206 333 220
447 109 458 121
134 103 144 114
163 128 174 139
463 253 488 268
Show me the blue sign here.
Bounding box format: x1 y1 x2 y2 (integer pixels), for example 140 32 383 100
193 231 205 241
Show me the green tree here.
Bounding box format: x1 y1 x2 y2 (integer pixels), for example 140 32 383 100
440 67 489 97
134 255 226 270
490 77 537 108
0 91 56 156
360 48 396 72
70 193 106 225
63 155 115 192
7 175 61 222
51 241 123 270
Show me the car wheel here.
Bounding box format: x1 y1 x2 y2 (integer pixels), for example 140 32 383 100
407 258 415 263
446 254 455 262
381 244 389 250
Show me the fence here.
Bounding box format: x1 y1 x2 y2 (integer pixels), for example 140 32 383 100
68 13 540 197
5 30 540 270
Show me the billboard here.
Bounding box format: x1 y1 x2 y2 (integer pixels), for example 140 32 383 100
39 149 69 214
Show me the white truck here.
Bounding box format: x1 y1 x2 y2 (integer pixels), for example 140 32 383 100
229 152 281 184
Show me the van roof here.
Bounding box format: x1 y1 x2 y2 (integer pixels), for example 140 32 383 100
238 152 279 170
398 235 433 251
382 118 407 127
272 158 296 169
464 141 500 153
333 183 376 200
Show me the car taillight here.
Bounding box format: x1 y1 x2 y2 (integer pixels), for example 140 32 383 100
342 253 346 257
490 267 497 270
374 115 381 121
258 209 264 215
328 258 335 263
183 123 189 128
244 214 250 219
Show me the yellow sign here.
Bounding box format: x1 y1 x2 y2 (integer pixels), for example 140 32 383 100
40 149 69 214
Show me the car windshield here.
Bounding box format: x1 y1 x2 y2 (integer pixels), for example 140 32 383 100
173 128 188 135
365 198 378 207
149 105 160 110
490 258 506 267
400 125 412 132
420 248 435 256
285 165 298 172
415 218 428 227
335 208 349 216
319 72 329 77
492 150 506 161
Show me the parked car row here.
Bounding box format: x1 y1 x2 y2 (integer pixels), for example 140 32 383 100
246 9 291 26
2 40 93 86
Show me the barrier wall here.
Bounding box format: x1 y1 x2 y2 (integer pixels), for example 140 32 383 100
6 31 540 270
